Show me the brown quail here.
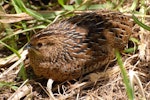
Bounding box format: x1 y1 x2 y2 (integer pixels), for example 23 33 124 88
27 10 133 82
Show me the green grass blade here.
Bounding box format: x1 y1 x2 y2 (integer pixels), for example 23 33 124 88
129 37 140 44
58 0 65 7
130 0 138 11
0 41 21 58
25 8 45 20
62 5 74 11
132 14 150 31
115 50 134 100
18 62 27 81
12 0 47 21
12 0 26 11
11 0 22 13
88 3 113 10
1 25 46 42
75 0 82 5
0 82 18 91
124 47 137 53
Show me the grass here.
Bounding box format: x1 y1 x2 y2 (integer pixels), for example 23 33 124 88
115 50 134 100
0 0 150 99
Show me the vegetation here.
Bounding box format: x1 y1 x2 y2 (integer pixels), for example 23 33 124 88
0 0 149 99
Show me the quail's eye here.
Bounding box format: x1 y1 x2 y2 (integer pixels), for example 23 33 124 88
37 42 43 48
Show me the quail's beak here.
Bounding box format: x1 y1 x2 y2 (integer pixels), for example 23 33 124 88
24 43 41 55
24 43 31 50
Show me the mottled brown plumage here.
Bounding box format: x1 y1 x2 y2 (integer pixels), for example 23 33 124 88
27 11 133 82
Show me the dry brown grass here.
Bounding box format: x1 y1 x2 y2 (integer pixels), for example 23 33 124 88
0 0 150 100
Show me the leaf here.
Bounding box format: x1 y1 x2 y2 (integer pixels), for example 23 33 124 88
63 5 74 11
58 0 65 7
75 0 82 5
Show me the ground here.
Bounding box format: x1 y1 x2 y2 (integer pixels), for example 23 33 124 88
0 0 150 100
